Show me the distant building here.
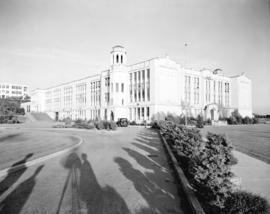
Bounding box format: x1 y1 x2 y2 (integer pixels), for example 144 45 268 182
29 46 252 121
0 83 29 99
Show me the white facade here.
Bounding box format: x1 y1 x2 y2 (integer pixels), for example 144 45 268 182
0 83 29 99
29 46 252 121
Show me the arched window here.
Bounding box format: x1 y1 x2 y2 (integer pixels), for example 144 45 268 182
121 55 123 63
116 54 119 63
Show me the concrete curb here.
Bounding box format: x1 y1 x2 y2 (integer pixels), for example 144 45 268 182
0 135 83 178
158 131 206 214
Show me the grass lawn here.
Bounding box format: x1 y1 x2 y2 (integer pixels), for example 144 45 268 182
201 124 270 164
0 129 79 170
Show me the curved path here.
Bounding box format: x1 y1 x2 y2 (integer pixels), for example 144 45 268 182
0 127 186 214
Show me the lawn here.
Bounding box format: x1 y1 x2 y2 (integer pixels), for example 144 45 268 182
201 124 270 164
0 129 79 170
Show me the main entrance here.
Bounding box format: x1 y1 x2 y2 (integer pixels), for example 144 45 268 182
204 103 219 121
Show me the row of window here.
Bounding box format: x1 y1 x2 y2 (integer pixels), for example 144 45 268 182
129 107 150 121
0 85 24 90
184 76 230 107
129 69 150 103
113 54 124 64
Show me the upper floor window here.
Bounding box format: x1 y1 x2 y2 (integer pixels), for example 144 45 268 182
116 55 119 63
116 83 119 92
121 83 124 92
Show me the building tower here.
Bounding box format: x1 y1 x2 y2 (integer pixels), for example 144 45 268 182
108 46 128 121
110 45 127 65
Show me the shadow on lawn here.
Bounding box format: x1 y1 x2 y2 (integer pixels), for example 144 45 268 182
0 165 44 214
114 128 188 214
57 152 130 214
0 153 33 196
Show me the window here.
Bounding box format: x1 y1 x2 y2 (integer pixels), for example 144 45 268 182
122 99 124 105
76 83 86 107
64 86 73 109
121 83 124 92
105 77 110 87
193 77 199 105
116 55 119 63
146 69 150 101
129 73 133 102
205 79 211 103
142 107 144 118
213 81 216 103
116 83 119 92
225 82 230 107
121 55 123 63
105 92 110 103
147 107 150 118
184 76 191 104
138 108 140 120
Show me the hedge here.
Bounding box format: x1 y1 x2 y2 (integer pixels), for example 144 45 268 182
156 120 269 214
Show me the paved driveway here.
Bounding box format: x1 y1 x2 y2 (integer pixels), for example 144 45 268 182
0 127 185 214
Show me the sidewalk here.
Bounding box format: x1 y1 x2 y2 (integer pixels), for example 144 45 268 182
232 151 270 202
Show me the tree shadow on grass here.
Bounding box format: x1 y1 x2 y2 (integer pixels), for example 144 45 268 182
57 152 130 214
0 153 33 196
0 165 44 214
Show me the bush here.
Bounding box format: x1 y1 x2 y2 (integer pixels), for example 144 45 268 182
151 121 160 129
227 116 237 125
204 118 212 125
94 121 105 130
222 191 269 214
109 121 117 130
64 117 72 125
188 133 234 210
129 121 136 125
242 116 253 124
102 120 110 129
232 110 243 124
159 119 268 213
252 117 259 124
196 115 204 128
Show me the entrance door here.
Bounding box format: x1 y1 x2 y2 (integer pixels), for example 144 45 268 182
210 109 214 120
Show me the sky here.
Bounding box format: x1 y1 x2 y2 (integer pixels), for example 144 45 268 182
0 0 269 114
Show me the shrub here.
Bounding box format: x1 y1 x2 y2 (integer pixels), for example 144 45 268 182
188 133 234 210
204 118 212 125
129 121 136 125
109 121 117 130
159 119 267 213
222 191 269 214
252 117 259 124
242 116 253 124
102 120 110 129
94 121 105 130
64 117 72 125
151 121 160 129
196 115 204 128
74 119 84 125
232 110 243 124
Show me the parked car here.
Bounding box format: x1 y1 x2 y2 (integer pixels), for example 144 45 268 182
116 118 129 127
